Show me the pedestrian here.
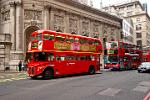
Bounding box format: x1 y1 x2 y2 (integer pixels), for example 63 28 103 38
18 60 22 72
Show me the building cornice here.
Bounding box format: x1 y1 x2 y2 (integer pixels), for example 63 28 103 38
124 12 150 21
114 1 144 11
55 0 122 25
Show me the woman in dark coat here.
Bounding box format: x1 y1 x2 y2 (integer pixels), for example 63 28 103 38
18 60 22 72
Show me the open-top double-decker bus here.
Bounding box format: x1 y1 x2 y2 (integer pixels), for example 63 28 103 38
104 41 142 70
26 30 102 79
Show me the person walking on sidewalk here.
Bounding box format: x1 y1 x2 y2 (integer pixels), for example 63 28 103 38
18 60 22 72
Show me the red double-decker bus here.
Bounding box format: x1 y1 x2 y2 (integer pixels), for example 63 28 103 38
26 30 102 79
104 41 142 70
142 50 150 62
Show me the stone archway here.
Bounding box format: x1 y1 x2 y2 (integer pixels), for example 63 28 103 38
24 26 39 52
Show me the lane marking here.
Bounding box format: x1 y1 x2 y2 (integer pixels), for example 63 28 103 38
98 88 121 96
133 86 150 93
139 82 150 87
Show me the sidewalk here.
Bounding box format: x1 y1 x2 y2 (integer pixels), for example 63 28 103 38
0 70 28 83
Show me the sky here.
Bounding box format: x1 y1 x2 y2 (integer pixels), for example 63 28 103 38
92 0 150 15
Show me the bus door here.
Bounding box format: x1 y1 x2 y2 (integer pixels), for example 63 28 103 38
55 55 69 75
65 55 77 74
77 55 89 73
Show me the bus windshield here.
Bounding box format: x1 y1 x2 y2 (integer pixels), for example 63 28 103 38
34 52 47 61
108 56 118 63
26 53 34 62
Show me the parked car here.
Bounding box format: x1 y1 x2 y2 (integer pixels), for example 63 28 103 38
138 62 150 73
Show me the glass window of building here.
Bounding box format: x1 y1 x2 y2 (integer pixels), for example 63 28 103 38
136 40 142 46
136 24 142 30
136 32 142 38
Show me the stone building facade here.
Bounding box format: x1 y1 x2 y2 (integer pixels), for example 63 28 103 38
0 0 122 70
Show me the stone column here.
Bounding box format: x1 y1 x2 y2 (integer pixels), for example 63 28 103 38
78 17 82 35
44 5 50 29
9 1 16 50
99 23 103 39
64 12 69 33
89 20 92 37
117 28 121 41
50 8 54 30
15 1 23 51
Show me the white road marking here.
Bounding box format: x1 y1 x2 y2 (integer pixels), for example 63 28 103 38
139 81 150 87
133 86 150 93
98 88 121 96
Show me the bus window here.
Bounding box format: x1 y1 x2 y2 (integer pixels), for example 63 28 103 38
66 37 74 43
90 55 95 61
108 56 118 63
66 36 70 43
44 34 55 40
31 42 38 48
124 57 128 61
56 35 65 42
36 34 42 41
80 56 87 61
43 34 49 40
69 37 74 43
26 53 33 62
74 38 79 43
48 53 54 61
79 38 85 44
94 40 100 45
56 56 65 61
31 35 36 41
87 55 95 61
89 40 93 45
34 52 46 61
65 55 76 60
49 35 55 40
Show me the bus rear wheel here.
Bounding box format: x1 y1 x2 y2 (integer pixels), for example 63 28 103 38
43 69 54 80
88 66 95 74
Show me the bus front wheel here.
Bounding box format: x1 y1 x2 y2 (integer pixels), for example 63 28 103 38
88 66 95 75
43 69 54 80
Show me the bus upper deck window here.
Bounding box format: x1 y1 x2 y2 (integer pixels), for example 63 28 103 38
36 34 42 41
69 37 74 43
56 35 65 42
66 37 74 43
44 34 49 40
79 38 85 44
31 36 35 41
89 40 93 45
74 38 79 43
95 40 100 45
49 35 54 40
